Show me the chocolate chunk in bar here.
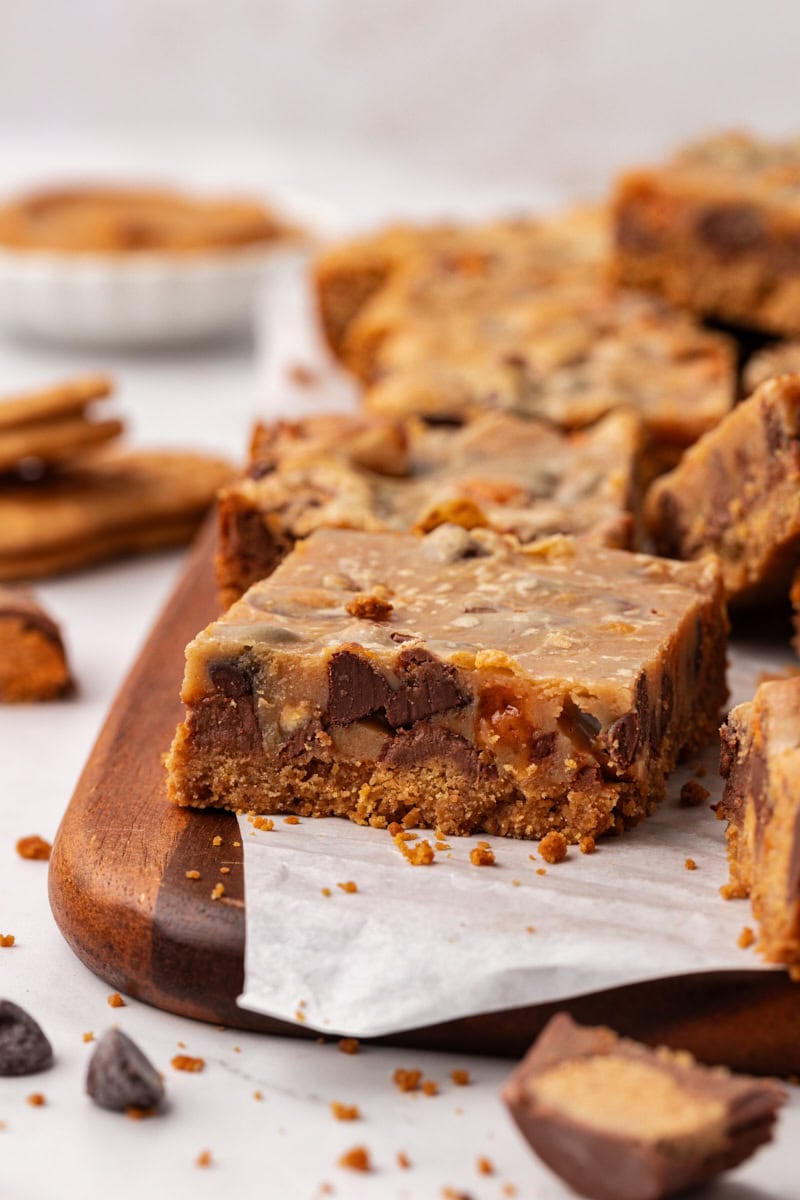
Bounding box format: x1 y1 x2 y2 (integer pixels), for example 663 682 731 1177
215 407 643 606
0 1000 53 1076
645 374 800 604
86 1028 164 1112
502 1013 785 1200
168 527 727 843
614 130 800 336
0 585 71 702
720 675 800 972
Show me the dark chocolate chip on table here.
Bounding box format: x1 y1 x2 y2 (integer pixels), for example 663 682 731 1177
0 999 53 1076
86 1028 164 1112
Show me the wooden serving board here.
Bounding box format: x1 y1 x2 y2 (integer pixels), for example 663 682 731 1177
49 517 800 1073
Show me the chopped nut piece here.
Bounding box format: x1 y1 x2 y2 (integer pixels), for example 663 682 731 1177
346 592 394 621
107 993 125 1008
337 881 358 894
685 857 697 871
739 926 756 949
338 1038 360 1055
0 935 15 948
171 1054 205 1073
578 835 596 855
393 1067 422 1092
26 1093 45 1106
538 831 568 864
337 1145 371 1172
469 845 495 867
185 869 200 880
680 780 710 808
15 835 51 861
451 1069 470 1086
330 1101 360 1121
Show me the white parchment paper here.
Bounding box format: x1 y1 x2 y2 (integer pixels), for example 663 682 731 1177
236 638 794 1037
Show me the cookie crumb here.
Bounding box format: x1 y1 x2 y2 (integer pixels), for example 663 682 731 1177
337 1145 371 1172
469 845 495 867
219 866 230 875
107 993 125 1008
525 925 535 933
393 1067 422 1092
330 1101 360 1121
337 881 358 894
579 835 596 855
196 1150 212 1168
422 1079 438 1096
477 1156 494 1175
0 934 15 948
397 1150 411 1169
502 1186 518 1197
435 840 451 850
125 1105 157 1120
450 1069 470 1086
284 815 301 825
738 925 756 949
685 857 697 871
210 883 225 901
82 1031 94 1043
212 835 222 846
680 780 710 807
536 867 547 876
288 363 319 387
387 822 404 837
16 835 51 861
252 816 274 831
538 831 568 864
26 1093 45 1107
185 870 200 880
338 1038 360 1055
394 835 435 866
171 1054 205 1073
321 887 332 897
253 1090 264 1101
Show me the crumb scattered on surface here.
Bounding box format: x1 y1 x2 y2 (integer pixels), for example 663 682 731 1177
337 881 358 894
442 1189 472 1200
196 1150 212 1168
337 1145 371 1172
26 1093 45 1107
338 1038 360 1055
125 1105 157 1120
210 883 225 901
435 841 451 850
330 1101 360 1121
233 840 241 847
393 1067 422 1093
387 822 403 837
219 866 230 875
511 878 521 886
477 1156 494 1176
739 925 756 949
295 1010 306 1022
536 868 547 876
284 816 301 825
253 1090 264 1101
288 363 319 387
185 870 200 880
212 835 222 847
107 993 125 1008
579 835 596 855
680 780 710 807
346 593 394 621
252 816 274 831
395 835 435 866
321 887 332 897
422 1079 438 1097
397 1151 411 1169
16 835 51 861
502 1185 518 1197
171 1054 205 1073
685 857 697 871
82 1031 94 1043
525 925 535 933
0 934 15 948
451 1069 470 1086
469 845 495 867
538 831 568 864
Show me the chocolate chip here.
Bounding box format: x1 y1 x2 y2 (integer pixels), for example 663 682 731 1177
602 710 641 771
209 660 253 698
655 491 683 559
385 649 469 727
530 731 557 762
380 724 483 783
0 1000 53 1076
326 651 390 725
697 205 765 258
190 659 263 755
86 1029 164 1112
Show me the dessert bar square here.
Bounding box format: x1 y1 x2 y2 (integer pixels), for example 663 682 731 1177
502 1013 784 1200
614 130 800 336
720 675 800 973
645 374 800 604
169 527 727 842
216 407 643 606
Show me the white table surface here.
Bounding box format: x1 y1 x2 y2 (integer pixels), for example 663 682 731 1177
0 131 798 1200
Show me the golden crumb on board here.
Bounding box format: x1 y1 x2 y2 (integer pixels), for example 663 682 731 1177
579 835 596 855
337 1145 371 1172
107 992 125 1008
337 881 358 894
82 1031 94 1043
421 1079 439 1097
185 870 200 881
233 840 241 847
477 1156 494 1175
15 835 51 861
0 934 15 948
397 1151 412 1169
195 1150 212 1168
538 831 568 864
125 1105 157 1120
330 1101 360 1121
210 883 225 901
450 1069 470 1086
680 780 710 807
470 845 495 866
26 1093 45 1107
284 816 301 825
171 1054 205 1073
693 764 708 778
738 926 756 949
393 1067 422 1093
212 835 222 846
338 1038 360 1055
685 857 697 871
394 834 435 865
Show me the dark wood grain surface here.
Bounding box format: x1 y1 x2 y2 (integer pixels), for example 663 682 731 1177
48 516 800 1073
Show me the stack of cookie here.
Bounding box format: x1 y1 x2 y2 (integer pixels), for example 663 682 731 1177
0 374 232 581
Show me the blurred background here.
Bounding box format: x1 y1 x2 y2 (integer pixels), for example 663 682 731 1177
0 0 797 224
